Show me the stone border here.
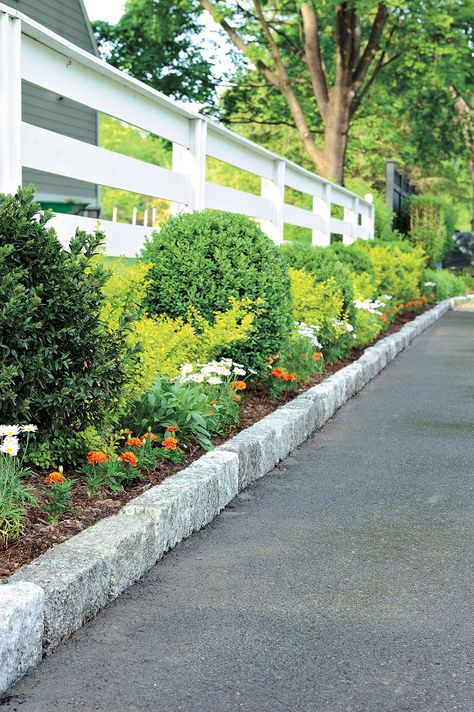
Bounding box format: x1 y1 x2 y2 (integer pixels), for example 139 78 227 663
0 297 469 695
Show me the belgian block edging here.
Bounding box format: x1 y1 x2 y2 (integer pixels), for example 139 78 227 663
0 297 468 695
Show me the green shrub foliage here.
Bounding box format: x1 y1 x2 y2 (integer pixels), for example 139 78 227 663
408 195 448 267
422 268 468 300
0 187 130 465
142 210 293 373
280 242 356 323
328 241 375 276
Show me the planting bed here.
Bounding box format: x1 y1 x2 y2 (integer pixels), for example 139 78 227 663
0 303 438 579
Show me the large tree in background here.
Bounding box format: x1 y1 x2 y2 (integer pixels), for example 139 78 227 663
93 0 217 102
199 1 469 185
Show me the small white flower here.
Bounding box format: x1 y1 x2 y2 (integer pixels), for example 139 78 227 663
346 323 354 333
0 425 20 438
21 424 37 433
207 376 223 385
180 364 193 375
1 435 19 456
248 368 257 375
191 374 204 383
424 281 436 287
233 367 246 376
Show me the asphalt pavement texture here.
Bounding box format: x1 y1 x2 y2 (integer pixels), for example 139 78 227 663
2 310 473 712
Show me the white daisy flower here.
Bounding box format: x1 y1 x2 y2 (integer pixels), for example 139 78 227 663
0 425 20 437
207 376 223 385
21 424 37 433
1 435 19 456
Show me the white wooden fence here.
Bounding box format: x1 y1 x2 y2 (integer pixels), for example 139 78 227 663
0 3 374 257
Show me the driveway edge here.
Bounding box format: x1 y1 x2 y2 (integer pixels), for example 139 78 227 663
0 297 467 694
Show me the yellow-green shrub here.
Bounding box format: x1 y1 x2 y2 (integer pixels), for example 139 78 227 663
352 271 377 300
100 259 256 399
353 309 383 348
363 243 425 302
289 268 353 361
129 298 256 395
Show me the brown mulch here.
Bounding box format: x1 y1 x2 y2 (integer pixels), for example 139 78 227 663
0 305 433 579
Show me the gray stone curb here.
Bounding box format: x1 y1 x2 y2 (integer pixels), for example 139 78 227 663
0 298 463 695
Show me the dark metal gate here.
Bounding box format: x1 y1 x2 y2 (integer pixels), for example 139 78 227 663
386 161 416 233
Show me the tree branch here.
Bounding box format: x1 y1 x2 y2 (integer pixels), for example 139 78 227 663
300 2 329 111
350 52 401 117
198 0 280 87
352 3 388 91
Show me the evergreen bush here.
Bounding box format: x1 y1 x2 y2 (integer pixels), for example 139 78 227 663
0 187 130 466
142 210 293 373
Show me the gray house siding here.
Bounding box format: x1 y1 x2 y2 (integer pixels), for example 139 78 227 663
5 0 100 211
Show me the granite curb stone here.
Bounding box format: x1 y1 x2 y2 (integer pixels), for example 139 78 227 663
0 299 459 695
0 582 44 693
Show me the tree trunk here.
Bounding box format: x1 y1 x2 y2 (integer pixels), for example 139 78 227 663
317 101 351 184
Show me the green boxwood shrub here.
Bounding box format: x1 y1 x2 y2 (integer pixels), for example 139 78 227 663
142 211 293 373
280 242 356 324
0 187 131 466
328 241 375 276
408 195 448 267
422 268 468 300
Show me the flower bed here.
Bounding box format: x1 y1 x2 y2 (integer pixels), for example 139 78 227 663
0 302 438 579
1 189 470 578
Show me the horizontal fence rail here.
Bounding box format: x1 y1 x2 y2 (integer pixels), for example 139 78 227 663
0 3 374 256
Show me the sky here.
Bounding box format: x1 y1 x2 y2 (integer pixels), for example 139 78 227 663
83 0 125 23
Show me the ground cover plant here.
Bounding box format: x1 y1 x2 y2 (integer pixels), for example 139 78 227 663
0 193 468 569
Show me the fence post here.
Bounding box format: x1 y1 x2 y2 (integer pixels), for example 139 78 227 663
363 193 375 239
261 159 285 244
0 11 22 194
172 118 207 214
342 195 359 244
312 182 331 246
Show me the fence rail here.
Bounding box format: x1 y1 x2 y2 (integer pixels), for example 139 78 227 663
0 3 374 256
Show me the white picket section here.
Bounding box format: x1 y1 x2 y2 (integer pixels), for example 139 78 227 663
0 2 375 256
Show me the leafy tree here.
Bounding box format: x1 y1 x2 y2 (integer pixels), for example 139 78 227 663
200 1 470 186
93 0 217 103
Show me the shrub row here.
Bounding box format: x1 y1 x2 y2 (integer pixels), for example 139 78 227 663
0 188 468 470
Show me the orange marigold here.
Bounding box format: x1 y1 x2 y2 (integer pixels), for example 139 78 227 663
165 425 178 432
209 400 218 406
271 368 285 380
45 471 65 486
233 394 242 403
313 352 322 362
128 437 144 447
230 380 247 391
381 312 388 323
142 432 157 442
120 451 138 467
421 295 427 302
87 451 108 465
283 373 297 382
162 436 178 451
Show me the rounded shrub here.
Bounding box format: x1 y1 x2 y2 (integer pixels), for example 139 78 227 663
280 242 356 324
328 241 375 276
0 187 131 466
142 211 293 373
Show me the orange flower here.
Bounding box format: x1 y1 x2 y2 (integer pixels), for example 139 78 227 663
87 451 108 465
233 394 242 403
165 425 177 432
209 400 218 406
45 471 65 486
230 380 247 391
271 368 285 380
128 437 144 447
381 312 388 323
283 373 297 382
120 451 138 467
313 352 322 362
421 295 427 302
142 432 157 442
122 429 133 435
162 436 178 451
